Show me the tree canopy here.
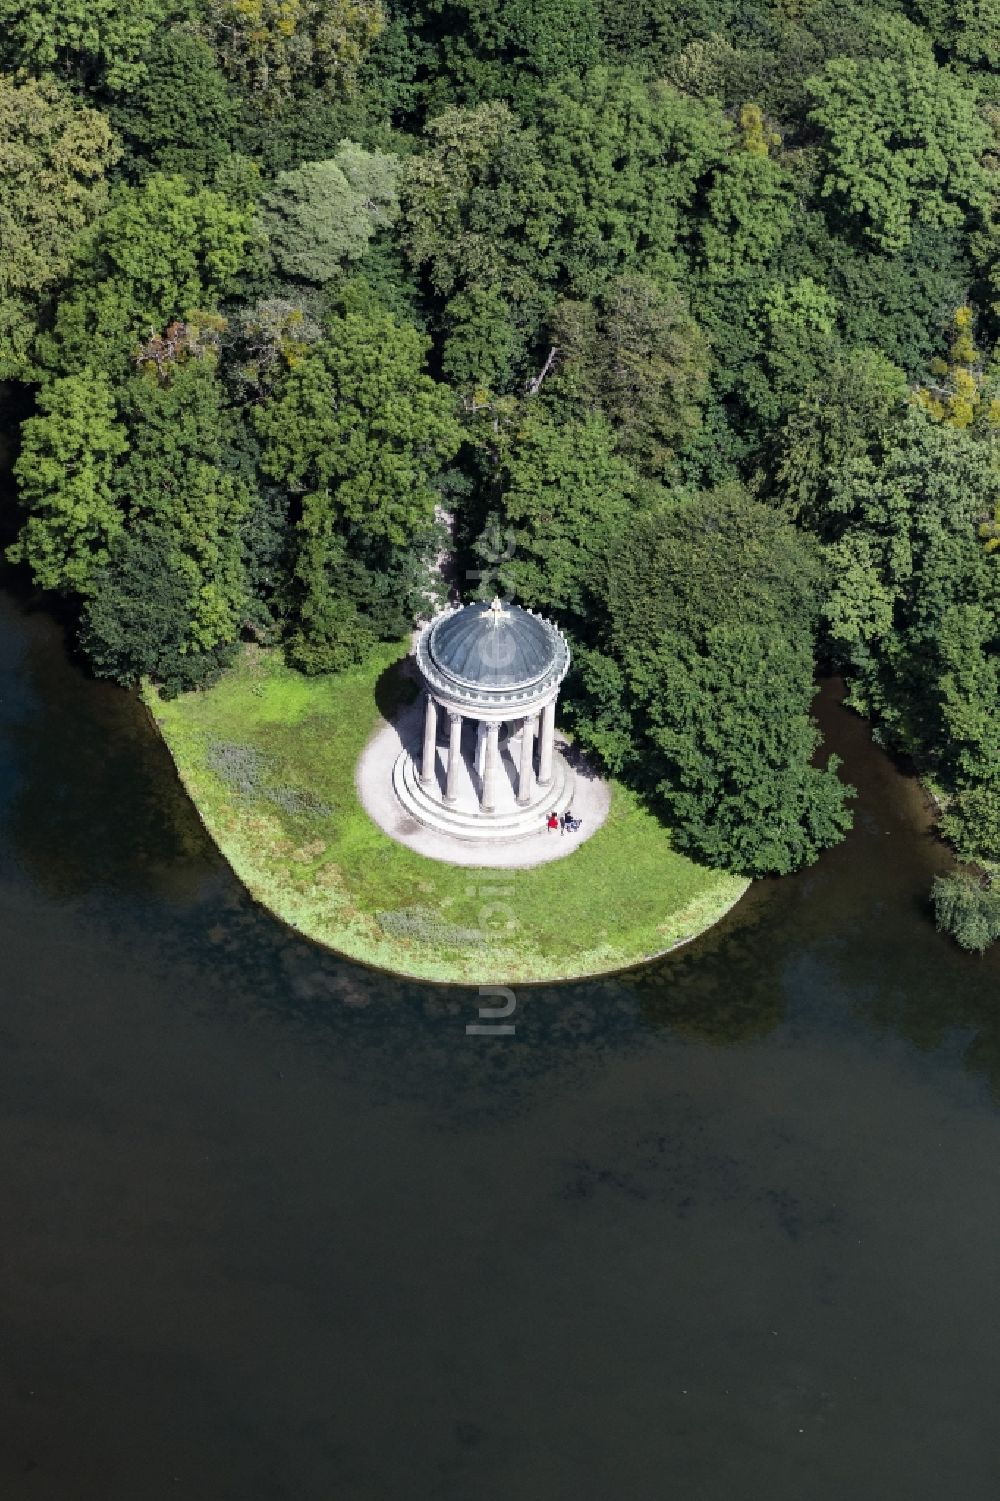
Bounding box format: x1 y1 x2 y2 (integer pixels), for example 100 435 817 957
7 0 1000 901
566 487 852 875
260 142 401 283
0 75 119 377
806 44 991 251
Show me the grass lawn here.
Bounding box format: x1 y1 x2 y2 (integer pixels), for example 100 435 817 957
147 643 750 984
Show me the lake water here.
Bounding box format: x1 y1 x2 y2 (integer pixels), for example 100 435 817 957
0 585 998 1500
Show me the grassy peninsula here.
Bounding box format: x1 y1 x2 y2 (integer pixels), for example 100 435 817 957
148 645 749 985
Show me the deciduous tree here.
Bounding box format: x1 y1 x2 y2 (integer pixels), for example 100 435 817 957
204 0 384 104
256 310 460 543
9 371 128 593
477 404 638 618
260 143 401 284
552 274 710 475
42 173 251 372
570 486 851 875
0 0 165 89
0 76 119 378
256 311 460 669
641 622 853 876
110 26 237 182
115 359 252 655
534 66 726 297
807 49 990 251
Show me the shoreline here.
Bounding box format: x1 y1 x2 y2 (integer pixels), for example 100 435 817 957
146 647 751 986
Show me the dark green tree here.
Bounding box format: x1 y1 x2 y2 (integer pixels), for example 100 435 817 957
255 310 460 669
110 27 237 182
402 100 552 390
640 623 853 876
569 486 852 875
113 357 252 658
551 274 710 476
825 408 1000 860
774 346 907 523
79 522 238 693
385 0 601 114
476 402 640 619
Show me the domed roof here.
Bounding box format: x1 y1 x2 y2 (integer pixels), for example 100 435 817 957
417 597 569 705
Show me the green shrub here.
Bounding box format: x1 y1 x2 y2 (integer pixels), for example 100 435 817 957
931 871 1000 953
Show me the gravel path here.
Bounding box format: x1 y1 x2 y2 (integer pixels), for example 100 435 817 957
355 700 611 869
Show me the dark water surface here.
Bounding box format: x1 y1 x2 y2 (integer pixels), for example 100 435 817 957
1 587 999 1500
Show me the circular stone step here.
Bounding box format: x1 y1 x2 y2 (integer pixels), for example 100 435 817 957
393 746 577 842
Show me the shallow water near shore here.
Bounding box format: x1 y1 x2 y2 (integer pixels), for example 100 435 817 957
1 584 999 1501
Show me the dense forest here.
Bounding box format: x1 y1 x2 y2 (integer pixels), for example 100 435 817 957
3 0 1000 933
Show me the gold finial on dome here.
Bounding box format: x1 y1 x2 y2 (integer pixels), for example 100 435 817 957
485 595 510 626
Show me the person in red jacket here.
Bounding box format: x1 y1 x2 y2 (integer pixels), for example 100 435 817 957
547 812 559 832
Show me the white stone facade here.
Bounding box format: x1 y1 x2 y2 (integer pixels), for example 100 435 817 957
393 598 574 843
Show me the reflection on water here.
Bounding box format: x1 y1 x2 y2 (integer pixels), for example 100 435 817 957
0 609 213 905
0 585 999 1501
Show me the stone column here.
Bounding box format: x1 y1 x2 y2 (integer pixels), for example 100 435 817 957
420 694 438 786
445 711 463 803
537 698 556 787
480 722 500 813
517 714 537 805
